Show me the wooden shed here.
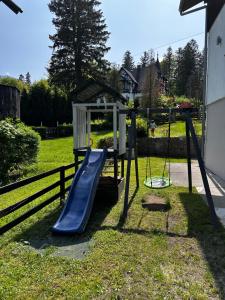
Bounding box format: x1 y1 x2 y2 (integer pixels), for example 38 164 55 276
0 84 21 119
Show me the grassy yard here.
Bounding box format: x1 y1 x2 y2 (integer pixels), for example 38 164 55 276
0 136 225 299
155 120 202 137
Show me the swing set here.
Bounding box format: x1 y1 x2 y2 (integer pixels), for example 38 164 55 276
120 107 219 228
144 108 172 189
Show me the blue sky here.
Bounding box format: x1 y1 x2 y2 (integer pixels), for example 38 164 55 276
0 0 205 81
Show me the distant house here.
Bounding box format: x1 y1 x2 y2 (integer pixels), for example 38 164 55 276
119 57 167 101
180 0 225 180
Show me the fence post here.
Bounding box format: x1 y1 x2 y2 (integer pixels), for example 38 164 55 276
60 166 65 205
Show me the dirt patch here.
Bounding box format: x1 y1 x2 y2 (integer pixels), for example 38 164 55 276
142 194 169 211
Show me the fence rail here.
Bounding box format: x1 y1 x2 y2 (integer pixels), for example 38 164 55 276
0 160 83 235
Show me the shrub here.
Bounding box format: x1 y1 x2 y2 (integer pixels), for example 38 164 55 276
97 137 114 149
0 119 40 182
127 117 148 137
136 117 148 137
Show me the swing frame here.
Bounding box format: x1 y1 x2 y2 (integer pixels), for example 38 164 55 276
119 107 219 229
144 108 172 189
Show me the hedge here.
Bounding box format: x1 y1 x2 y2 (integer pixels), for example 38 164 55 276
0 119 40 182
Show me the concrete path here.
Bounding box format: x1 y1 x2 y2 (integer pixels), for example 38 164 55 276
170 161 225 226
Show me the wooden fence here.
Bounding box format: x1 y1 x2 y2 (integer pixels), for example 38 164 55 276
0 161 82 235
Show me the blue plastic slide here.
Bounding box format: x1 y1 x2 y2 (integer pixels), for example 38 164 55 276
52 149 107 234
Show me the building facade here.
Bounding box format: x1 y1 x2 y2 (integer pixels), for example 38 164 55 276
180 0 225 180
119 58 167 101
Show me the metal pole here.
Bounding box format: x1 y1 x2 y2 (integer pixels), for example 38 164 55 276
123 126 133 218
187 118 218 228
186 119 192 193
131 112 139 188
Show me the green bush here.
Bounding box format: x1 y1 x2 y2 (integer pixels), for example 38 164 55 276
97 137 114 149
0 119 40 182
127 117 148 137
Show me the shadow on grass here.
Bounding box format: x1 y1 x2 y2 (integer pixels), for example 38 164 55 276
117 186 139 228
179 192 225 298
12 199 116 255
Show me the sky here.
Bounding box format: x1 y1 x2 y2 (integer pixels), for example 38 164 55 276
0 0 205 81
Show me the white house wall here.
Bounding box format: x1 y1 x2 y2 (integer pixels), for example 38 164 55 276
206 4 225 105
205 3 225 180
205 99 225 179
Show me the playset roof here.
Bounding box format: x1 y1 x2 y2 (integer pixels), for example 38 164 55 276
72 79 127 104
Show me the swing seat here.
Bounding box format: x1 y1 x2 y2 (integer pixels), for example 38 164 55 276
144 176 171 189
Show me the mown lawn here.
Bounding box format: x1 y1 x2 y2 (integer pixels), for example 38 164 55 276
0 136 225 299
155 120 202 137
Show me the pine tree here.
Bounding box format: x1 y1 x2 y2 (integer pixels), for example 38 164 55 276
48 0 110 90
161 47 176 95
142 50 160 108
122 50 135 71
18 74 25 82
25 72 31 85
140 51 150 67
107 64 122 93
175 39 199 97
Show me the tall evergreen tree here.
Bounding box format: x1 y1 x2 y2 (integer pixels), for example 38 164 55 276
161 47 176 95
48 0 110 90
142 50 160 108
140 51 150 67
122 50 135 71
175 39 199 97
25 72 31 85
107 64 122 93
18 74 25 82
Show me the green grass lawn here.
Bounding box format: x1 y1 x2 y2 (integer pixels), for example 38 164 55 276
1 136 225 299
155 120 202 137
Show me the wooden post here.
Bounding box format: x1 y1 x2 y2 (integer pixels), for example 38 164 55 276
121 154 125 178
114 150 118 185
186 119 192 193
187 117 218 228
113 104 117 151
60 166 65 205
74 150 79 173
87 110 91 147
131 112 139 188
123 126 133 218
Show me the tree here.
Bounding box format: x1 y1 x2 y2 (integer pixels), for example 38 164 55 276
141 50 160 108
175 39 200 97
107 64 122 93
140 51 150 67
0 76 26 92
161 47 176 95
48 0 110 91
122 50 135 71
18 74 25 82
25 72 31 85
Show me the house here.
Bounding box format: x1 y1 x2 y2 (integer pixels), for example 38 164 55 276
179 0 225 180
119 57 167 101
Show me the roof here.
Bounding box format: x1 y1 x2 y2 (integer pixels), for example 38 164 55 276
120 67 138 84
179 0 225 31
0 84 20 92
1 0 23 14
72 79 126 104
179 0 204 13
